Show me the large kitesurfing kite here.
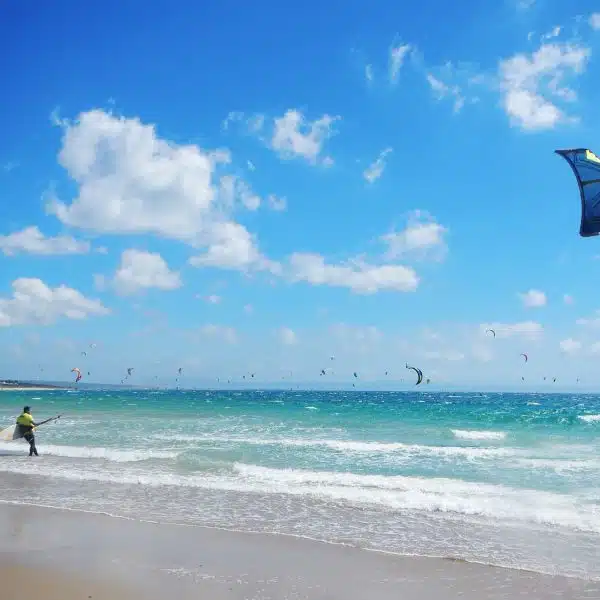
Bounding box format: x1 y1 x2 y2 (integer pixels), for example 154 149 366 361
556 148 600 237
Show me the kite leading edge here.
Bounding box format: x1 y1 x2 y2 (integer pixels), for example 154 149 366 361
555 148 600 237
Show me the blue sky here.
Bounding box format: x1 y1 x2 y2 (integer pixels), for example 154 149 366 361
1 0 600 390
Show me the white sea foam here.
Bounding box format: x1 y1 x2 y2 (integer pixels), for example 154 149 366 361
451 429 507 441
578 414 600 423
0 441 177 462
0 460 597 534
150 434 517 458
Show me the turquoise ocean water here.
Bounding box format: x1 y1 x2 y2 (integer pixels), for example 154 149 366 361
0 389 599 579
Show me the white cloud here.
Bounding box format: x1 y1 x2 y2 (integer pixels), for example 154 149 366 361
590 341 600 354
46 109 270 273
541 26 561 41
223 109 338 166
426 74 465 113
283 212 447 294
0 226 90 256
278 327 297 345
219 176 261 211
563 294 574 305
267 194 287 211
499 42 590 130
203 294 221 304
363 147 392 183
3 161 19 172
110 249 181 295
199 324 237 344
189 222 279 273
221 111 243 131
365 64 374 83
288 253 419 294
479 321 543 339
425 62 485 114
560 338 581 354
389 43 412 84
576 311 600 327
381 211 448 261
590 13 600 30
0 278 109 326
519 289 547 308
270 109 339 165
221 111 264 135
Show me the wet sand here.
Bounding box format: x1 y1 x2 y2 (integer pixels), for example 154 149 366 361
0 562 136 600
0 502 597 599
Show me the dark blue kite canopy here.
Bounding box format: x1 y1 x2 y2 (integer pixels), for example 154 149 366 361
555 148 600 237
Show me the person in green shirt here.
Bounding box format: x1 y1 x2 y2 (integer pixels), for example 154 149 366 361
15 406 39 457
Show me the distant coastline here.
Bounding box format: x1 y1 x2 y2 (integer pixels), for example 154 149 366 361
0 380 68 391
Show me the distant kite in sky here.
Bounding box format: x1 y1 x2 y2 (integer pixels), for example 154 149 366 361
486 329 496 338
520 353 528 363
555 148 600 237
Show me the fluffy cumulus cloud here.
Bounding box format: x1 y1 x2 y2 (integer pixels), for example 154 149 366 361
46 110 271 273
188 222 279 273
498 42 590 130
363 147 392 183
0 278 109 326
519 289 547 308
381 211 448 262
287 253 419 294
0 226 90 256
107 249 182 295
224 108 338 166
50 109 441 297
270 109 339 165
285 211 447 294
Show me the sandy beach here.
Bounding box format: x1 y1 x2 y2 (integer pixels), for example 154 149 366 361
0 501 597 600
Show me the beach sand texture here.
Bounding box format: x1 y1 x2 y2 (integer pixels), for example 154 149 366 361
0 502 598 600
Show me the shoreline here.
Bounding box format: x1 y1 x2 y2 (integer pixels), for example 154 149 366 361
0 497 591 584
0 501 597 599
0 386 69 391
